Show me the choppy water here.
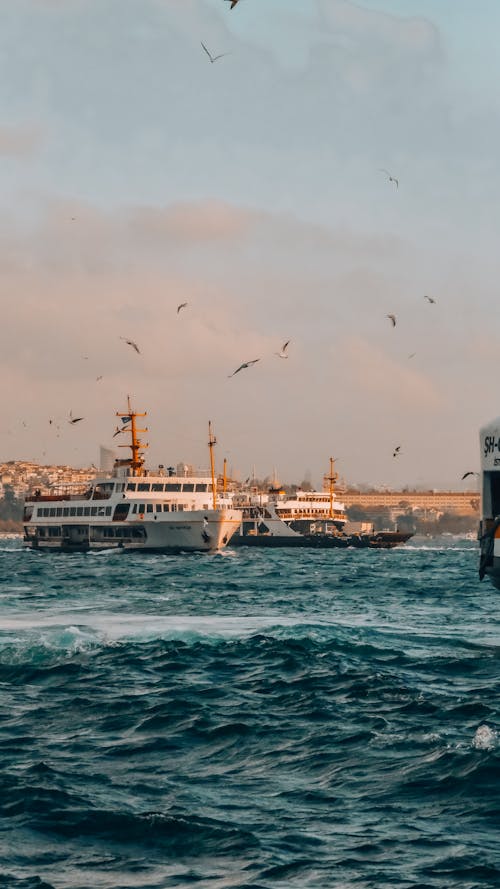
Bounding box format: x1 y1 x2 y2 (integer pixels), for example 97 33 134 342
0 535 499 889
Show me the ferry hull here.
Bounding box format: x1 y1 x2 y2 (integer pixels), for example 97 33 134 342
24 510 241 554
231 531 413 549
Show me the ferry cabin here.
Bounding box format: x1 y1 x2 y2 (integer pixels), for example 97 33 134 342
23 469 237 552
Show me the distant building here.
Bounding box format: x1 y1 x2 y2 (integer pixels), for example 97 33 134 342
343 489 479 516
99 446 116 473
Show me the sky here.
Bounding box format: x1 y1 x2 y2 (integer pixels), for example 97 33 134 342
1 0 499 488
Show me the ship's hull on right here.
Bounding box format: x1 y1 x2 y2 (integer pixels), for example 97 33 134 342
478 414 500 586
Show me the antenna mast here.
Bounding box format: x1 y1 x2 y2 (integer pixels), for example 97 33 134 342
115 395 148 476
208 421 217 510
324 457 338 519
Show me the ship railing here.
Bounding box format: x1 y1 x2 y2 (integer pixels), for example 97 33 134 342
26 485 94 502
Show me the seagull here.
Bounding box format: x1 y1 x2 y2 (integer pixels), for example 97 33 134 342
461 471 478 480
424 295 436 304
112 427 122 438
275 340 290 359
68 411 84 425
225 0 241 8
120 336 140 354
228 359 260 378
177 302 188 314
96 375 103 381
379 169 399 188
201 42 230 63
393 446 401 458
386 314 397 327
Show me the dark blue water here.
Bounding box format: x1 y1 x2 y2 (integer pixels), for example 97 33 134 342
0 535 499 889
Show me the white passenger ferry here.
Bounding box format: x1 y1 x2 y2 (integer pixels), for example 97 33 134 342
23 400 241 553
271 458 347 532
225 458 348 535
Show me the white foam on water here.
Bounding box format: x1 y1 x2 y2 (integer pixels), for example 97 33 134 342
472 724 498 751
0 613 312 649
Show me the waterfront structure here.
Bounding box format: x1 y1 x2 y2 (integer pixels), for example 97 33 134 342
478 415 500 586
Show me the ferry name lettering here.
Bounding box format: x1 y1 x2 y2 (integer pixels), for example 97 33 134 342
483 435 500 457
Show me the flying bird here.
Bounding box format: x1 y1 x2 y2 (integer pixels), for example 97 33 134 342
177 302 188 314
386 314 397 328
225 0 241 8
379 169 399 188
461 471 478 480
408 352 416 359
68 411 84 425
96 375 103 381
275 340 290 359
393 446 401 458
424 295 436 304
228 359 260 378
120 336 140 354
200 42 230 63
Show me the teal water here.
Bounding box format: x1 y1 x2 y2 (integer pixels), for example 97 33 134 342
0 535 499 889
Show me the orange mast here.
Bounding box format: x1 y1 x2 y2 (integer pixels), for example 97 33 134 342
115 396 148 476
208 421 217 510
324 457 338 519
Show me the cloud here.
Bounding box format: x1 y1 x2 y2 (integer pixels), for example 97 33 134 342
0 124 43 157
0 191 492 485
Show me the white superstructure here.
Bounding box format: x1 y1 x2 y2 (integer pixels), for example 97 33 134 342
23 400 241 553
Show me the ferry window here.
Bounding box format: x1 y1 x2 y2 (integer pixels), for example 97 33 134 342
171 504 177 512
70 507 76 517
178 504 184 512
195 484 207 492
155 504 162 513
91 507 97 516
146 504 153 513
152 483 164 492
163 504 169 512
105 507 112 516
76 507 84 516
165 483 181 492
56 508 62 517
183 484 194 492
138 483 150 492
49 508 56 517
138 504 146 514
84 507 91 516
132 504 137 513
127 483 136 491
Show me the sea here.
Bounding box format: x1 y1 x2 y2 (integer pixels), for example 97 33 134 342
0 534 499 889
